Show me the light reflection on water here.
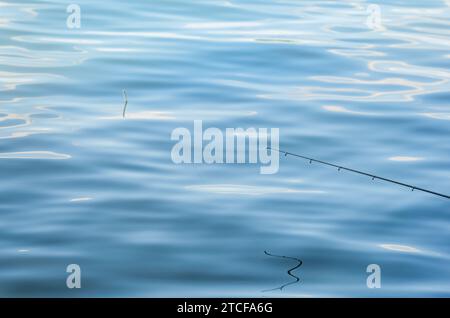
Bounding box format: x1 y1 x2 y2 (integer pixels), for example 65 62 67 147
0 0 449 297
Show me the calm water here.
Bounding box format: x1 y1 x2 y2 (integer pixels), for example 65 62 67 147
1 0 450 297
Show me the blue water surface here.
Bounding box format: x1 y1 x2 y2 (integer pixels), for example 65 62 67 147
0 0 450 297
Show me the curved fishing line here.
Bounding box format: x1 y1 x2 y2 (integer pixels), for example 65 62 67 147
262 250 303 292
268 147 450 200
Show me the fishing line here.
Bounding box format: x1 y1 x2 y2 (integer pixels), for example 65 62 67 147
262 250 302 292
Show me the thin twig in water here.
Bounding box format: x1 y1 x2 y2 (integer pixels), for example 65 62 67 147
268 147 450 200
122 89 128 118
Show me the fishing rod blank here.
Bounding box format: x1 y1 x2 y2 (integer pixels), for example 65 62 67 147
268 147 450 200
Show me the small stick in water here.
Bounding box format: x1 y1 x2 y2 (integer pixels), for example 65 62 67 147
122 89 128 118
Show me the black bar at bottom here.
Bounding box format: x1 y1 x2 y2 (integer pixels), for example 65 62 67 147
0 298 447 315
